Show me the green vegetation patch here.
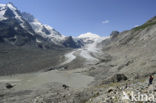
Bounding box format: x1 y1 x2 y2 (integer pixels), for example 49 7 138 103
133 21 156 31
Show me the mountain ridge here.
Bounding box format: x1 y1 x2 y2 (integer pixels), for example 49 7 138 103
0 3 86 48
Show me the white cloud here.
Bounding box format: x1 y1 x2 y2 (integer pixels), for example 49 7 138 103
102 20 109 24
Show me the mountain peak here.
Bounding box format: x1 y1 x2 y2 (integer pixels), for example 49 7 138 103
78 32 101 44
6 2 17 10
78 32 100 39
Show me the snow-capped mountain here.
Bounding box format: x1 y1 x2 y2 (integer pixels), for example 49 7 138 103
78 32 101 44
0 3 37 46
0 3 83 48
22 12 65 45
0 3 35 34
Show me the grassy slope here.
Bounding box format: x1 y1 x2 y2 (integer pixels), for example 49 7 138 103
133 16 156 31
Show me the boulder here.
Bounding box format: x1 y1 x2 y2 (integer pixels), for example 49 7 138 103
105 74 128 83
112 74 128 82
62 84 69 89
6 83 14 89
107 88 114 93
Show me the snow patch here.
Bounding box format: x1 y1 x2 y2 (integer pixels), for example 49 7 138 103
36 39 42 43
0 4 7 20
78 32 101 43
78 32 100 39
78 38 105 62
86 37 109 52
61 51 76 65
29 18 65 44
0 9 7 20
80 49 99 62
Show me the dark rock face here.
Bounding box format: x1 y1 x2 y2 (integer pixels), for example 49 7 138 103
63 36 75 48
4 8 16 18
41 26 51 35
21 12 35 22
0 19 35 46
0 37 4 42
63 36 83 48
110 31 119 39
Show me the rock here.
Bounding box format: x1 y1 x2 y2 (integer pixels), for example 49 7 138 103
107 74 128 83
45 67 55 72
62 84 69 89
6 83 14 89
110 31 120 39
107 88 114 93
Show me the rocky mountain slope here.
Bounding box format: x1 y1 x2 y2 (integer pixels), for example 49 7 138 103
67 16 156 102
0 3 83 49
42 16 156 103
93 16 156 81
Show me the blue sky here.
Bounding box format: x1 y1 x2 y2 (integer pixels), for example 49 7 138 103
0 0 156 37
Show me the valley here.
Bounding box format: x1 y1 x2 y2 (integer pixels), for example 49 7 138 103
0 2 156 103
